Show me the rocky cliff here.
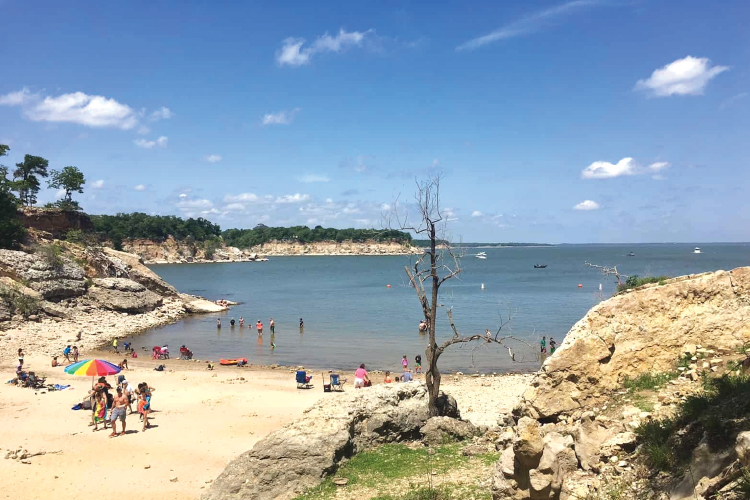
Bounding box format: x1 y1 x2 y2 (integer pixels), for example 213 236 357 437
517 267 750 421
18 206 94 238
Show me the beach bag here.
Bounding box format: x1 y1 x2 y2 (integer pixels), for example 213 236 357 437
71 403 83 410
154 365 165 371
323 384 331 393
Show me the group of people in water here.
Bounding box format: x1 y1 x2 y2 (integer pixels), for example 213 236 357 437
217 316 286 335
540 336 557 354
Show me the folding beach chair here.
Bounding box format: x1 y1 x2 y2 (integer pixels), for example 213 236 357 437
330 373 346 392
296 371 313 389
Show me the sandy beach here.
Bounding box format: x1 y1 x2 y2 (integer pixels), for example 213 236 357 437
1 352 530 500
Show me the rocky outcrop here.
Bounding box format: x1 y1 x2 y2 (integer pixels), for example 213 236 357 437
87 278 163 313
99 248 178 296
203 384 458 500
517 267 750 420
420 416 477 446
17 207 94 238
0 248 86 300
248 240 421 256
180 294 226 313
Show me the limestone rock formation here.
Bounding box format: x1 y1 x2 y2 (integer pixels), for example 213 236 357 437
87 278 163 313
420 416 477 446
203 384 458 500
17 207 94 238
517 267 750 420
100 248 178 296
0 248 86 300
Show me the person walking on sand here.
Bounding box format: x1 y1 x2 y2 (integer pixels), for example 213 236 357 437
414 354 422 374
109 387 128 437
270 317 275 334
122 379 135 414
137 384 151 431
401 355 408 371
540 336 547 354
256 320 263 335
354 364 369 389
63 345 72 363
72 346 79 363
549 337 557 354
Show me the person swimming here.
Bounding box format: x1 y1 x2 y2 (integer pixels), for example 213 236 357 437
230 318 236 326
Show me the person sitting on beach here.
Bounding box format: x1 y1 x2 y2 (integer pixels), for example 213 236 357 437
256 320 263 334
354 364 369 389
52 356 60 367
217 318 221 328
63 345 72 363
401 369 413 383
72 346 79 363
207 362 215 370
119 359 129 370
384 371 392 383
230 318 235 326
179 345 193 360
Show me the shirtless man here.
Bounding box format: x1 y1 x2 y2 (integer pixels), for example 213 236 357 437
109 387 129 437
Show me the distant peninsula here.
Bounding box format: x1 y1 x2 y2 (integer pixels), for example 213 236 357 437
412 239 554 248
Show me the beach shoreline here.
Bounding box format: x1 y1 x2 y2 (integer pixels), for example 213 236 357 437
1 353 531 500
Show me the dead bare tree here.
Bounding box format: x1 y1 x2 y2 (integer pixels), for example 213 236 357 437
393 174 527 417
584 261 629 286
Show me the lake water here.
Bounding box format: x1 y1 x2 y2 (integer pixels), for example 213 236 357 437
136 244 750 373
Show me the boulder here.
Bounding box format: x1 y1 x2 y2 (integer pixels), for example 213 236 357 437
669 436 737 500
0 249 86 300
535 433 578 496
180 294 226 313
203 383 458 500
87 278 163 313
517 267 750 420
499 446 515 478
736 431 750 466
100 248 178 296
514 417 544 469
571 417 619 471
420 416 477 446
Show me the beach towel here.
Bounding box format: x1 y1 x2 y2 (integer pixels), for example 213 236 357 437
53 384 71 391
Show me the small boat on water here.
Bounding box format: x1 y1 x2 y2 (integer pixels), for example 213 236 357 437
534 264 547 269
220 358 248 366
476 254 487 260
694 247 702 254
627 252 636 257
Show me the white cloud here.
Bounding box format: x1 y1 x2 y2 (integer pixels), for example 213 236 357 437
149 107 173 121
574 200 600 211
635 56 729 97
0 88 140 129
456 0 601 51
276 193 310 204
177 198 213 209
648 161 670 172
471 210 483 217
224 192 260 203
134 136 168 149
134 184 146 191
137 125 151 135
581 157 636 179
205 154 222 163
54 188 66 199
298 174 329 183
380 203 391 211
325 198 334 204
91 179 105 189
276 29 374 66
0 87 34 106
262 108 300 126
223 203 246 212
179 193 188 198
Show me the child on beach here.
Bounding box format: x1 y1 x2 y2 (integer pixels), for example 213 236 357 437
93 391 106 431
73 346 79 362
401 355 408 371
63 345 72 363
414 354 422 374
384 371 392 383
18 348 24 365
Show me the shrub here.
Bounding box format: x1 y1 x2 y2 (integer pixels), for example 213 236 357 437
36 243 64 270
0 284 40 319
623 372 677 391
617 275 671 293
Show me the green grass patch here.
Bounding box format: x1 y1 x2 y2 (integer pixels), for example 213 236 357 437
293 444 471 500
631 393 655 413
617 275 670 293
623 372 677 392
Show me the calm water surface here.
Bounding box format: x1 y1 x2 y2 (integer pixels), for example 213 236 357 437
136 244 750 373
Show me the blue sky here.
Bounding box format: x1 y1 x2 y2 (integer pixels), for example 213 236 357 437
1 0 748 243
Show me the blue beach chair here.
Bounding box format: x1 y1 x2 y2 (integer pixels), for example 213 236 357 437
330 373 346 392
296 371 313 389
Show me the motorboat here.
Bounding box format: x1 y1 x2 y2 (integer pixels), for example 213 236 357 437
694 247 702 254
533 264 547 269
476 254 487 260
627 252 635 257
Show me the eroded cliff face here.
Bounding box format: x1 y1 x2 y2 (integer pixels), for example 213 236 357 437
18 207 94 238
516 267 750 420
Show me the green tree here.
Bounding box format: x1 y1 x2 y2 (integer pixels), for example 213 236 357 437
0 144 24 248
13 154 49 206
48 166 85 210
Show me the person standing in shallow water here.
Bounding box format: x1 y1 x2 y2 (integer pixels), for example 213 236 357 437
256 320 263 335
540 336 547 354
269 318 275 334
216 318 221 328
299 318 304 333
549 337 557 354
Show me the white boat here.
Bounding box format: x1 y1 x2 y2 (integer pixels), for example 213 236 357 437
477 251 487 256
694 247 702 254
476 255 487 260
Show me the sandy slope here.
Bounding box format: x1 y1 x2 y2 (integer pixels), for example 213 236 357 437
1 354 530 500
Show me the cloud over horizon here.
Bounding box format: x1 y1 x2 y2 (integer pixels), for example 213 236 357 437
574 200 599 211
276 29 374 66
262 108 300 126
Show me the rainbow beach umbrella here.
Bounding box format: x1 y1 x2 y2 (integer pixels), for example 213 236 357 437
64 359 121 377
